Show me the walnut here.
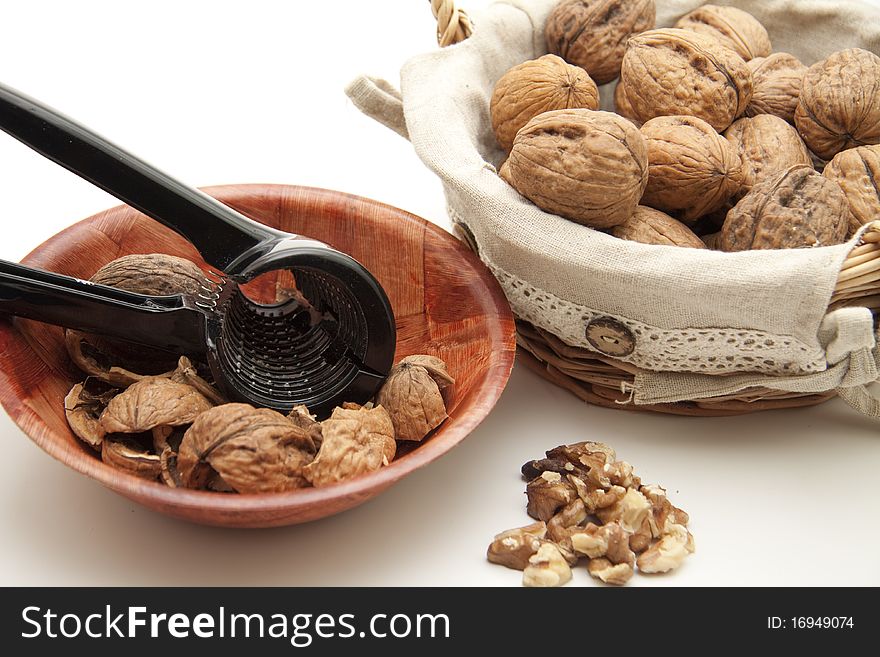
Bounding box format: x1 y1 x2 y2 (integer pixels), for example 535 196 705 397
159 447 182 487
637 523 695 574
701 231 722 250
640 115 744 221
526 471 577 521
396 354 455 405
612 206 707 248
596 487 652 532
287 404 324 449
490 54 599 152
674 4 770 61
620 28 753 132
569 476 625 514
605 460 640 490
639 483 682 538
64 379 116 448
487 521 547 570
375 356 449 441
302 405 395 487
795 48 880 160
99 376 212 434
545 0 655 85
65 254 207 379
724 115 812 197
720 165 849 251
521 542 572 587
745 53 807 123
89 253 205 296
629 518 653 553
500 109 648 228
587 558 634 585
545 441 615 479
178 403 317 492
570 521 634 566
822 145 880 234
102 436 161 480
546 498 587 561
613 80 640 125
169 356 226 405
521 456 575 480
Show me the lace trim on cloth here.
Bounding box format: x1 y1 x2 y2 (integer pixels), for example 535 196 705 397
482 259 827 377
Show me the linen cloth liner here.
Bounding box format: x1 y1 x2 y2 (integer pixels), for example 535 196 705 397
346 0 880 416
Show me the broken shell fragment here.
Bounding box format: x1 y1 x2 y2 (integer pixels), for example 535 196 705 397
102 436 162 480
178 403 317 493
100 377 213 434
302 405 396 487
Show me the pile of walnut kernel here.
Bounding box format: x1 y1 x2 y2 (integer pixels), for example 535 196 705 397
63 253 453 492
487 441 693 586
491 0 880 251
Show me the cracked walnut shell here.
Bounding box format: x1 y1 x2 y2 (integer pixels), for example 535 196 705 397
612 207 706 249
544 0 655 85
724 114 812 195
302 405 395 487
674 4 770 61
620 28 753 132
745 53 807 123
500 109 648 228
490 54 599 152
64 380 116 448
178 403 317 493
375 357 449 442
720 165 849 251
822 145 880 234
795 48 880 160
640 115 744 221
100 376 213 434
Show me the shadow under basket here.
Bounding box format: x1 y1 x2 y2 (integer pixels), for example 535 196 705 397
454 223 880 418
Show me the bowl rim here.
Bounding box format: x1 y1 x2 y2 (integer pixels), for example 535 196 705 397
0 183 516 519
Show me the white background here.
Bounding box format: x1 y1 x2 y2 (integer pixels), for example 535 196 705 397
0 0 878 587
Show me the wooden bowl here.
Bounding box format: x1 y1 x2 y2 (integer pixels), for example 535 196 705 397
0 184 515 527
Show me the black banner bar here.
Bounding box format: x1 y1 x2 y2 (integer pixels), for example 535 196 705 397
0 587 871 654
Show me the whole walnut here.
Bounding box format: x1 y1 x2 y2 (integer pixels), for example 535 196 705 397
674 4 771 61
612 206 706 248
620 28 753 132
491 54 599 152
823 145 880 234
724 114 812 196
720 166 849 251
795 48 880 160
500 109 648 228
66 253 207 379
640 115 744 221
90 253 205 296
545 0 655 85
745 53 807 123
613 81 639 125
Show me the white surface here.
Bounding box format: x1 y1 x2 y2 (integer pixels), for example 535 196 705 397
0 0 878 587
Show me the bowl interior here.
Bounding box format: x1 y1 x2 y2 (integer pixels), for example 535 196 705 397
0 184 515 527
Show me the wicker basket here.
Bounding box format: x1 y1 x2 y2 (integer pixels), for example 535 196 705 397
426 0 880 416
